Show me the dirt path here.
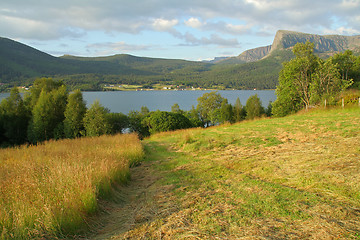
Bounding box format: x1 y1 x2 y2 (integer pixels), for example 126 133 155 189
86 143 181 239
87 161 159 239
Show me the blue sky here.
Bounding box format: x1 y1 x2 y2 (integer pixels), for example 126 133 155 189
1 0 359 61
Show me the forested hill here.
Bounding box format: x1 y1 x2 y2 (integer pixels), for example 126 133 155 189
0 37 209 87
1 30 360 91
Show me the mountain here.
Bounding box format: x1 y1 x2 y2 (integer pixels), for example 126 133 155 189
0 37 210 90
219 30 360 64
1 30 359 91
271 30 360 53
218 45 272 64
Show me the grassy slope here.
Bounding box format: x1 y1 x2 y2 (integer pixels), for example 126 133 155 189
0 134 144 239
104 107 360 239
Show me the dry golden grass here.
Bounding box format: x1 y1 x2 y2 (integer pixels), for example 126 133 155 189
0 133 144 239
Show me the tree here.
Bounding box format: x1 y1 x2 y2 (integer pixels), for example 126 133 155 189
291 42 319 110
186 105 203 127
196 91 226 127
142 111 193 135
107 112 129 134
272 42 318 116
331 50 356 82
219 99 233 124
233 97 245 122
171 103 183 114
27 86 68 143
265 101 273 117
83 100 110 137
64 90 87 138
245 94 264 120
310 59 344 105
140 106 150 115
273 42 354 117
25 78 64 109
128 110 150 139
0 87 30 145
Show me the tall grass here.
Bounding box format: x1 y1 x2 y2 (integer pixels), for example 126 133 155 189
0 133 144 239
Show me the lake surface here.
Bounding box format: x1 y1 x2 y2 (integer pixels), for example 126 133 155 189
0 90 276 114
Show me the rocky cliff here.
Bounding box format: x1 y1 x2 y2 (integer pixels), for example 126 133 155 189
235 45 272 62
270 30 360 53
220 30 360 64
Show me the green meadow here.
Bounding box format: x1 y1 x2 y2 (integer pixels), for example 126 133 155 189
1 107 360 239
107 107 360 239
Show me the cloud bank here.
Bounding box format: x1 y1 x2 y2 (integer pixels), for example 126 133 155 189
1 0 359 58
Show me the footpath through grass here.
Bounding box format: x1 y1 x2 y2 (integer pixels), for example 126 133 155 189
105 107 360 239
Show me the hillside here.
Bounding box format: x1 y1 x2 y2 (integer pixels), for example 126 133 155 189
0 37 210 90
1 30 360 91
87 107 360 239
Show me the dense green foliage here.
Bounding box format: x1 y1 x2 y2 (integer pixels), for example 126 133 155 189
1 80 274 146
0 87 30 145
143 111 193 135
83 100 111 137
245 94 265 120
27 82 68 143
64 90 87 138
272 42 357 117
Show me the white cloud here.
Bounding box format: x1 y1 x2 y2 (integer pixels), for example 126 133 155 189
184 17 204 28
152 18 179 32
323 27 360 35
225 23 252 35
182 32 240 47
0 0 359 49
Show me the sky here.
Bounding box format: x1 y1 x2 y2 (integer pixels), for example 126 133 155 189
1 0 360 61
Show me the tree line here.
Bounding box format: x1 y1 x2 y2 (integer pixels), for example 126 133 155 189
0 78 270 147
272 42 360 117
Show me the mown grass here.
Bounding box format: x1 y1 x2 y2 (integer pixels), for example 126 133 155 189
0 133 144 239
124 107 360 239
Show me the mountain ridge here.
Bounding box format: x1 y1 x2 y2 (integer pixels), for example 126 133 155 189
219 30 360 64
1 30 360 91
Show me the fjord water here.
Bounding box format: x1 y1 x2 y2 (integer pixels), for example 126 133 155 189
0 90 276 114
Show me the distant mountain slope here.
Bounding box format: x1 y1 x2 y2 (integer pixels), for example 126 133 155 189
0 37 209 85
0 37 137 81
218 45 272 64
271 30 360 53
220 30 360 64
1 30 359 91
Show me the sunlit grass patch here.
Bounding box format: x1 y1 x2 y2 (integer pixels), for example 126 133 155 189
140 106 360 238
0 133 144 239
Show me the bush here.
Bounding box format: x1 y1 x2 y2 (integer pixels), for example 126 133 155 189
143 111 193 135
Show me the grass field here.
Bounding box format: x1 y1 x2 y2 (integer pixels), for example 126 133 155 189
103 107 360 239
1 107 360 239
0 134 144 239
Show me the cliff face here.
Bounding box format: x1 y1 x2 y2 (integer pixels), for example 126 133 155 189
236 45 272 62
220 30 360 64
270 30 360 53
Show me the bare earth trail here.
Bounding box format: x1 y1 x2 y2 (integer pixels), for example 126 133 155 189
87 143 183 239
